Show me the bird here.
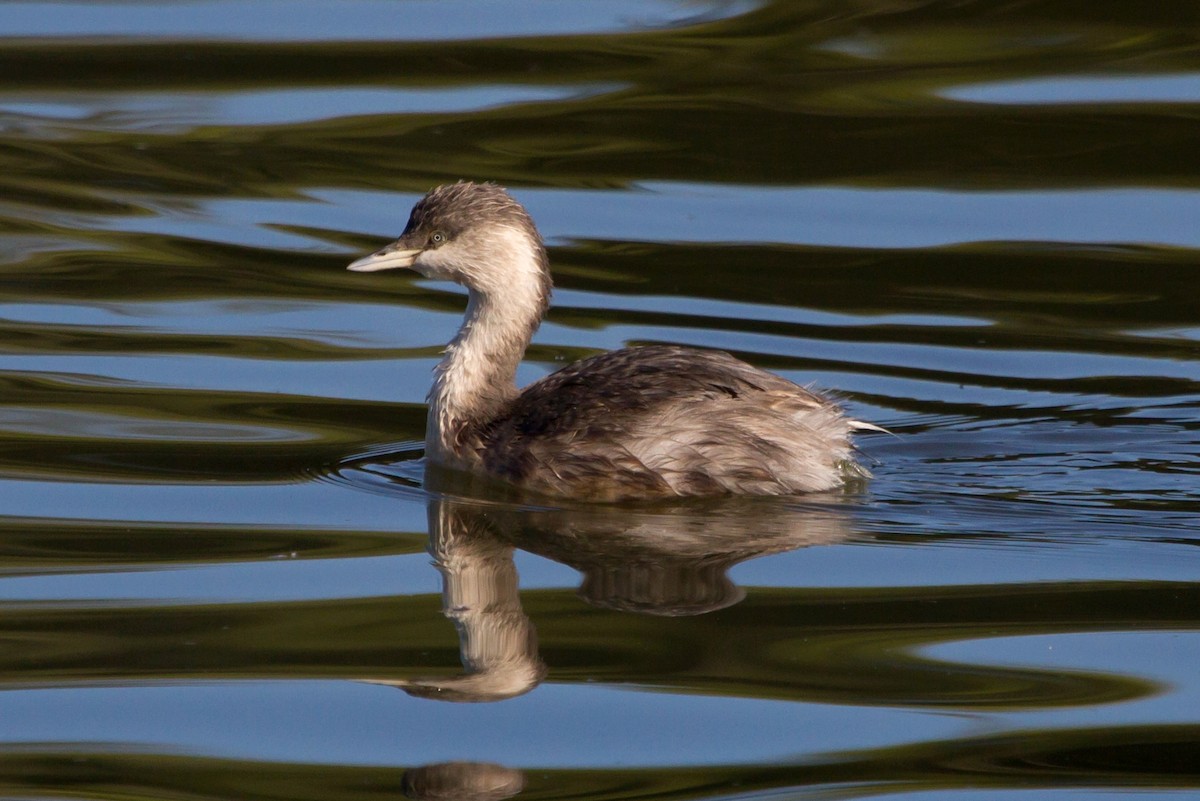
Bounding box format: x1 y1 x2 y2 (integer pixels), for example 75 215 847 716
348 181 880 501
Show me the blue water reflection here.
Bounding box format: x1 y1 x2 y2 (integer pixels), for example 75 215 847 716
945 74 1200 105
0 0 751 40
0 681 970 768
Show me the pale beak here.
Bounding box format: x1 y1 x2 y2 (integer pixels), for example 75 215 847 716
347 246 423 272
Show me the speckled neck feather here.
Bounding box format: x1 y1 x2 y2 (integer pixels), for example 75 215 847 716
421 189 551 467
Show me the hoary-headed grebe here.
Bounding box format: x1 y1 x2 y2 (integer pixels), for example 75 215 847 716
349 182 879 500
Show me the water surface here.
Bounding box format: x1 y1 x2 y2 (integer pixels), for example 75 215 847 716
1 1 1198 799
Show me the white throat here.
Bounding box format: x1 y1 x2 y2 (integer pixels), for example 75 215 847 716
424 226 548 467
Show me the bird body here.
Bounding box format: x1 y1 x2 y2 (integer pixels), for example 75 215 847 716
349 182 876 501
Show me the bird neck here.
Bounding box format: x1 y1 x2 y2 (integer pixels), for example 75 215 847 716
427 279 546 466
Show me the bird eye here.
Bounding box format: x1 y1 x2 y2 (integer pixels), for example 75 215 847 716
430 232 446 245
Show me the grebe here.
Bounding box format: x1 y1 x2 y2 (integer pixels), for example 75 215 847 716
349 182 879 500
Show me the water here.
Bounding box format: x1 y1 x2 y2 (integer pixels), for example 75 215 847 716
1 1 1199 798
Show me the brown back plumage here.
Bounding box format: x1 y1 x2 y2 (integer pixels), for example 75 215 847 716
477 345 861 500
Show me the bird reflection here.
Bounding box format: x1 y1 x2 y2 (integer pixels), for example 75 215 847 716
504 496 852 617
401 761 525 801
368 467 854 701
